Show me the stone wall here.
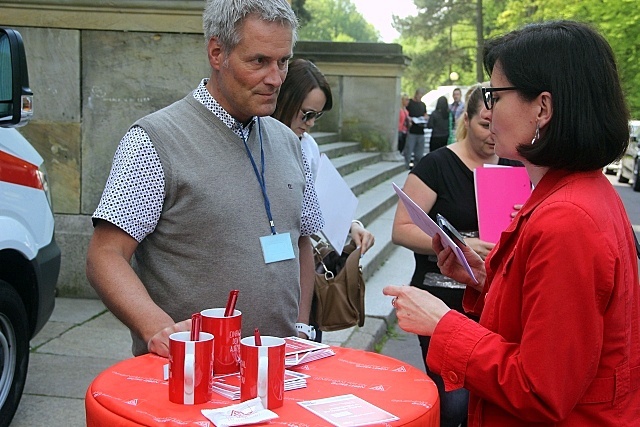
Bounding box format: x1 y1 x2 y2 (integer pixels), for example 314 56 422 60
1 1 408 297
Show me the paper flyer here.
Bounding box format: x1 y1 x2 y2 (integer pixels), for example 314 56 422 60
314 154 358 252
298 394 399 427
392 183 478 283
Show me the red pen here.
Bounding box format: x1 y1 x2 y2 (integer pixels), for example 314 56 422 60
254 328 262 346
190 312 201 341
224 289 239 317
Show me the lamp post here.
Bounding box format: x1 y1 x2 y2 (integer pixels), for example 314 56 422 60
449 71 459 86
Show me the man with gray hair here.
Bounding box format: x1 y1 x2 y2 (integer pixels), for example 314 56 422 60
87 0 323 357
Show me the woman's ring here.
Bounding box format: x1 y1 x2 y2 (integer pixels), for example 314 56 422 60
392 297 398 308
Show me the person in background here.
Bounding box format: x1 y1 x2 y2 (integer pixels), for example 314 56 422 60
386 20 640 426
391 83 519 427
427 96 452 152
398 93 410 154
404 88 428 169
449 87 465 124
273 58 375 342
86 0 324 357
272 58 375 255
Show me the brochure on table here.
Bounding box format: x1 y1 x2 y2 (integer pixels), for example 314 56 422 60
298 394 399 427
474 165 532 243
392 183 478 283
211 370 309 400
284 336 335 367
314 154 358 253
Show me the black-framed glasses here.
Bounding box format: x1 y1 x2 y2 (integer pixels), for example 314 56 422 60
300 109 324 122
482 87 519 110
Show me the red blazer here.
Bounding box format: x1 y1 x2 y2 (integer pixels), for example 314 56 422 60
428 169 640 426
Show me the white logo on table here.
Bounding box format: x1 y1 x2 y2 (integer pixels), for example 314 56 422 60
369 385 387 392
313 376 366 389
391 399 433 409
339 358 391 371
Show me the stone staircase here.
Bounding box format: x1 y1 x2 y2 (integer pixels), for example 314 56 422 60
311 132 417 349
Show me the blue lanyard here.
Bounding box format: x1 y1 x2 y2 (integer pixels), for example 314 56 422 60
241 117 276 235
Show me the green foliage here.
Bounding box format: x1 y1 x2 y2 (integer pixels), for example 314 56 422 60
291 0 312 26
396 0 484 93
297 0 381 42
397 0 639 117
341 118 388 152
491 0 640 118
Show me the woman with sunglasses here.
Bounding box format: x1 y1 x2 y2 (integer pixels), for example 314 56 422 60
385 21 640 426
272 59 375 257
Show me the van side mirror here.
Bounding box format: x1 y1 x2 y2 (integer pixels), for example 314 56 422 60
0 28 33 127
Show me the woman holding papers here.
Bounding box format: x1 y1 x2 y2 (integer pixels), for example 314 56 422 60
273 58 374 255
391 83 518 427
386 21 640 426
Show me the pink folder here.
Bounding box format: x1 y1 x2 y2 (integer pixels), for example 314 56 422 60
474 166 532 244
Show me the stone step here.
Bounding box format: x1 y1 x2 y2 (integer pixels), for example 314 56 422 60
344 162 407 198
330 152 382 177
312 132 340 145
352 171 408 279
319 141 362 158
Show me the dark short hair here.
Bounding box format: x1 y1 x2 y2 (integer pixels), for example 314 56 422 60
273 58 333 128
483 20 629 171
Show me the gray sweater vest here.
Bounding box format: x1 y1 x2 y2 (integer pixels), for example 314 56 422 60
131 94 304 355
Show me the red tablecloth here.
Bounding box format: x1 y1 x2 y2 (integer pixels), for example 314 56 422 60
86 346 439 426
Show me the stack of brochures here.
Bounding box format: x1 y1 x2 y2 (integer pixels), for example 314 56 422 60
211 370 309 400
284 336 335 367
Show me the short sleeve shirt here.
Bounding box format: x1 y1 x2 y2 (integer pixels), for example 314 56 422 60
93 79 323 242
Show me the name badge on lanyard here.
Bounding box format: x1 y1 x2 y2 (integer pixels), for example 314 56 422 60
260 233 295 264
243 118 295 264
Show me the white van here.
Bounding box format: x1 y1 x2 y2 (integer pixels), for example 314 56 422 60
0 28 61 426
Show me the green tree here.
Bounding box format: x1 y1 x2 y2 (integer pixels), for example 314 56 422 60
493 0 639 118
297 0 381 42
397 0 638 117
395 0 486 92
292 0 312 27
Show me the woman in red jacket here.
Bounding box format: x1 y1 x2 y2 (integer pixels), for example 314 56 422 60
384 21 640 426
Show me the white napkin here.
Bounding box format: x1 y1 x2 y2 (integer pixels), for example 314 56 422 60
201 397 278 426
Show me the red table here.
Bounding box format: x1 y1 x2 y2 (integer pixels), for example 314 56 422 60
86 346 439 426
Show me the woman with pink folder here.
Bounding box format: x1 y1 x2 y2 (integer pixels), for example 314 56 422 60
386 21 640 426
391 83 519 427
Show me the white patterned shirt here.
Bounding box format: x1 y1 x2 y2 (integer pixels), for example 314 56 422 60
93 79 323 242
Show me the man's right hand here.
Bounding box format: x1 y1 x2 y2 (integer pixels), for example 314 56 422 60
147 318 192 358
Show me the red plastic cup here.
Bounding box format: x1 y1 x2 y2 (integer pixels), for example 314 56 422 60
168 331 213 405
201 308 242 375
240 336 285 409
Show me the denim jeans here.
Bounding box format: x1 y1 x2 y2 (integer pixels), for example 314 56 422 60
403 132 425 169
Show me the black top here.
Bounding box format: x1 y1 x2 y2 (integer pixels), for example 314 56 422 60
409 147 521 288
427 110 451 138
406 98 427 135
